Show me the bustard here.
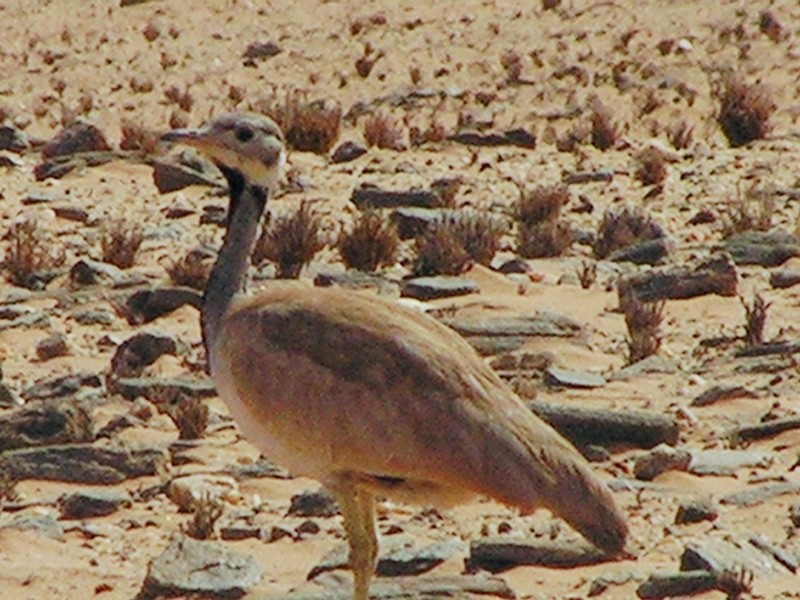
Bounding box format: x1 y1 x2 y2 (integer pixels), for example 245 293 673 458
161 112 627 600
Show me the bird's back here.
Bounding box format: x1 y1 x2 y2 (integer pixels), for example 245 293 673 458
212 283 627 554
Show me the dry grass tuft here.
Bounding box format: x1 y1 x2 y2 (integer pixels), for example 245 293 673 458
253 202 325 278
337 211 399 272
721 185 776 237
578 261 597 289
183 491 223 540
100 219 144 269
254 90 341 154
363 111 406 151
716 76 776 147
119 119 160 154
442 210 506 266
635 150 668 186
2 217 66 289
740 292 770 347
593 206 665 259
164 85 194 112
412 221 472 276
166 247 214 290
667 119 694 150
0 467 18 502
173 396 209 440
590 99 618 150
515 186 574 258
620 289 665 364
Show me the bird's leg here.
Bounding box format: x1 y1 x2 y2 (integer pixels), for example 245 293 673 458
333 484 377 600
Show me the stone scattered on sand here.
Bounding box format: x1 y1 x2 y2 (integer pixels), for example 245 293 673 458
121 287 203 324
608 237 671 265
110 332 179 378
674 498 718 524
314 270 398 294
608 355 677 381
0 444 167 484
59 488 132 519
723 230 800 267
390 207 452 239
69 259 139 288
790 503 800 528
720 481 800 507
544 367 606 389
0 310 50 332
71 308 115 326
0 124 28 152
138 535 262 600
35 332 69 361
111 376 216 402
690 384 757 406
681 536 789 574
401 276 479 300
0 399 93 452
330 140 367 164
449 127 536 149
22 373 102 402
636 571 719 600
351 184 442 209
41 120 110 158
167 474 240 512
468 537 608 573
288 489 339 518
1 513 64 540
152 157 222 194
633 444 691 481
770 268 800 289
688 449 772 476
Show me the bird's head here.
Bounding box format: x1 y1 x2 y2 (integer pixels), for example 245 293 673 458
161 112 286 194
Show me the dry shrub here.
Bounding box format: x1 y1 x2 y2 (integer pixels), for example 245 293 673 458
620 288 664 364
635 150 668 186
430 177 463 208
337 210 399 272
578 261 597 289
254 89 341 154
363 111 406 150
119 119 160 154
100 218 144 269
412 222 471 276
740 292 770 347
0 466 18 502
183 491 223 540
173 396 209 440
253 202 325 278
164 85 194 112
716 76 775 147
501 51 523 83
721 185 776 237
166 247 214 289
516 185 574 258
593 206 665 259
590 99 618 150
667 119 694 150
2 217 66 289
442 210 505 266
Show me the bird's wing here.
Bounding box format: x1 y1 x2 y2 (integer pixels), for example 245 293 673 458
220 284 627 553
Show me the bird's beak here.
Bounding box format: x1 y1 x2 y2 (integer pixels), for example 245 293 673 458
161 126 213 149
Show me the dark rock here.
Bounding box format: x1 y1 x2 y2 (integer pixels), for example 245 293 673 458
444 311 582 339
608 237 670 265
723 230 800 267
243 40 282 60
468 537 608 573
636 571 718 599
296 519 321 536
675 498 718 524
496 258 530 274
288 489 339 518
225 457 290 481
401 276 479 300
0 399 94 452
71 308 115 326
164 199 195 219
0 444 167 484
608 355 677 381
770 269 800 289
59 489 132 519
41 121 110 158
561 169 615 184
544 367 606 389
111 376 216 402
122 287 203 324
0 152 23 167
200 204 228 226
330 141 367 164
390 207 452 239
0 382 19 407
0 124 29 152
138 536 261 600
691 384 757 406
633 444 691 480
314 270 398 294
110 332 179 378
720 481 800 507
681 536 787 574
22 373 102 401
449 128 536 149
69 259 138 288
152 157 222 194
791 503 800 527
36 332 69 361
0 310 49 332
351 184 442 209
53 204 90 223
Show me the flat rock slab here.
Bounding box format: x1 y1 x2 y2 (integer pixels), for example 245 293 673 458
314 270 398 294
720 481 800 507
152 158 222 194
0 400 94 452
681 536 791 575
688 449 773 476
608 355 677 381
544 367 606 389
22 373 102 401
469 537 609 573
111 377 216 402
723 230 800 267
617 253 738 301
1 513 64 539
391 207 455 239
121 287 203 325
690 384 757 407
401 276 479 300
0 444 167 484
449 128 537 149
138 536 261 600
637 571 719 599
443 311 583 339
351 185 443 209
770 268 800 289
59 488 132 519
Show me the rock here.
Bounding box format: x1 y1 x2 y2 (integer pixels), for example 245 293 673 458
288 489 339 518
69 259 138 288
468 537 608 573
608 355 677 381
723 230 800 267
59 488 132 519
401 276 479 300
167 474 240 512
330 140 367 164
608 237 670 265
152 157 222 194
1 513 64 539
163 197 195 219
749 535 798 573
296 519 321 536
242 40 282 60
390 207 453 239
0 382 20 407
636 571 718 599
688 449 772 476
200 204 228 226
691 384 757 406
633 444 691 481
224 457 290 481
617 252 738 302
0 151 23 167
770 269 800 289
449 128 536 149
720 481 800 507
0 310 50 332
496 258 530 274
71 308 115 326
0 124 29 152
0 399 94 452
0 444 167 483
138 536 261 600
111 376 216 402
351 184 443 210
121 287 203 324
35 332 69 361
53 204 90 223
544 367 606 389
41 120 110 158
219 524 267 541
443 311 582 340
110 332 179 378
681 536 787 574
22 373 102 401
675 498 718 524
314 270 398 294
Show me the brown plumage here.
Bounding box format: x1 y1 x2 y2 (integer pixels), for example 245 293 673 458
161 112 627 600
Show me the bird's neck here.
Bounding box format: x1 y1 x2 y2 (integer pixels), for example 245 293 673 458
202 166 267 357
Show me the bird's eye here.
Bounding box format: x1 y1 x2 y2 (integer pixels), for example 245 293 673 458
235 126 254 142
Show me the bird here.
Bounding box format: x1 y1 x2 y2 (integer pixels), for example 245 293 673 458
161 112 628 600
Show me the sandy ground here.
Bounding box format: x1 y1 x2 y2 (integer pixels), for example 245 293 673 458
1 0 800 599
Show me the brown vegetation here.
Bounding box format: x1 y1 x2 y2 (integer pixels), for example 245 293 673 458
100 218 144 269
741 292 770 347
363 110 406 151
716 75 776 147
1 217 66 289
254 89 341 154
412 221 472 276
166 247 214 290
620 289 665 364
593 206 665 259
253 202 325 278
337 211 399 272
515 186 574 258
